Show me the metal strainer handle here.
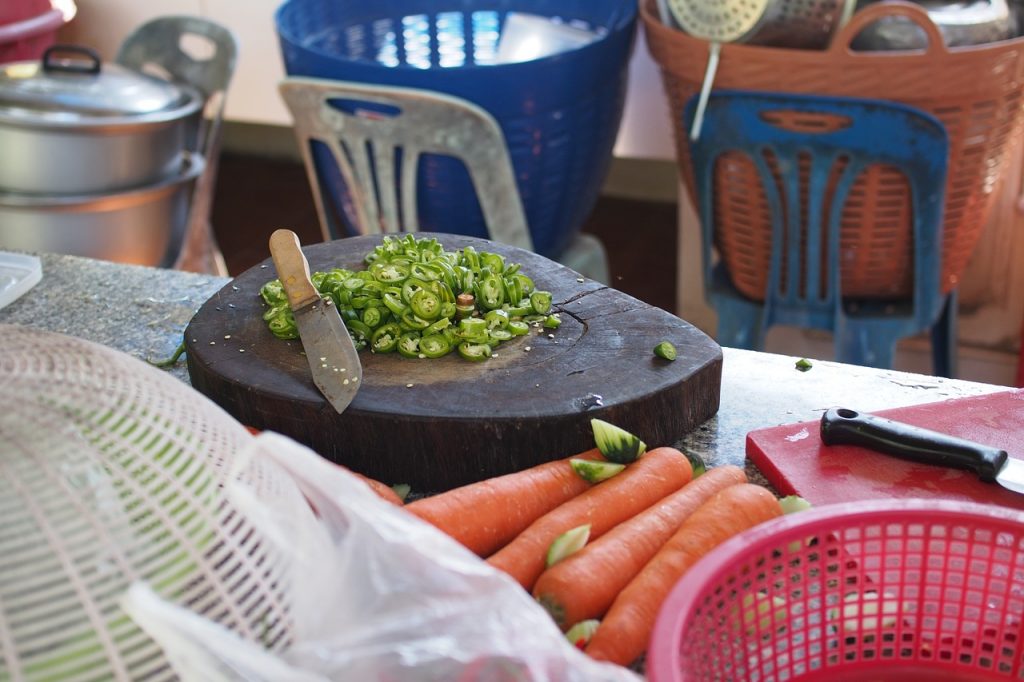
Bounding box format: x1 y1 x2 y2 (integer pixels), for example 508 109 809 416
689 41 722 141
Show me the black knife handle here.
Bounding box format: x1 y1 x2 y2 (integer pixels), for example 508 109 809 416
820 408 1008 482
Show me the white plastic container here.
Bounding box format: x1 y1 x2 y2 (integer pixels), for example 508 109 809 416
0 251 41 309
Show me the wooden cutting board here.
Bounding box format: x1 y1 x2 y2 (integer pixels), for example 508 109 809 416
746 389 1024 510
185 233 723 491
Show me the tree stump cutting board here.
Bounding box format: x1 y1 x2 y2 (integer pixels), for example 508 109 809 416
185 233 722 491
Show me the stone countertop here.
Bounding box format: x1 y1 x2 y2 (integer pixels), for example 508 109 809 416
1 252 1008 478
0 253 229 386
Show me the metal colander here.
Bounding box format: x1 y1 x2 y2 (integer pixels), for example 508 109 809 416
667 0 855 138
0 324 302 681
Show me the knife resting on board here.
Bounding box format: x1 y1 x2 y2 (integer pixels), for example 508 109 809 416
268 228 362 413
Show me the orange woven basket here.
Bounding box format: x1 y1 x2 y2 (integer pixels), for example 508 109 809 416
643 0 1024 300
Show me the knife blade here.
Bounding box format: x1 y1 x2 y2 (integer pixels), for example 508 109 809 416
820 407 1024 495
268 228 362 413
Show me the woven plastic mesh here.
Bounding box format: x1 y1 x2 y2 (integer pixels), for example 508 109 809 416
648 501 1024 682
643 0 1024 301
0 325 298 681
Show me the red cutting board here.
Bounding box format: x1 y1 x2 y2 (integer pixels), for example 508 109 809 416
747 389 1024 511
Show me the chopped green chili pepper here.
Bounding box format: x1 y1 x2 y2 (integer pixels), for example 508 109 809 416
458 341 492 362
371 323 401 353
261 234 551 362
361 306 384 329
475 273 506 311
397 332 422 359
382 291 407 316
400 309 431 331
654 341 677 361
424 317 451 335
345 318 372 341
410 288 442 321
508 320 530 336
543 314 561 329
795 358 813 372
458 317 488 339
530 291 553 315
419 334 452 358
371 261 409 283
485 309 509 330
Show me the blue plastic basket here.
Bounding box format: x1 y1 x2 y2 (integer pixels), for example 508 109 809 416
275 0 636 259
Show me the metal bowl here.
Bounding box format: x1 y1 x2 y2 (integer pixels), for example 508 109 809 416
0 153 204 267
852 0 1018 49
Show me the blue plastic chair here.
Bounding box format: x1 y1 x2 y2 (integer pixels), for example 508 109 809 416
685 90 957 376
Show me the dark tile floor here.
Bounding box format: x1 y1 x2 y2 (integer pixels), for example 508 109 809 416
210 153 679 313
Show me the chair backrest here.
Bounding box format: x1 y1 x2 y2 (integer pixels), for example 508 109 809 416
686 90 949 333
116 16 239 275
116 16 238 156
278 77 534 252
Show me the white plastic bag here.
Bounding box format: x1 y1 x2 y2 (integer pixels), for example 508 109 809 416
124 432 641 682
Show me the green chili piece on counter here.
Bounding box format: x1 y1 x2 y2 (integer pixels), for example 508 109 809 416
654 341 677 361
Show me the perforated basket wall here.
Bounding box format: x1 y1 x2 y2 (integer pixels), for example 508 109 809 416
643 0 1024 300
648 500 1024 682
0 325 301 681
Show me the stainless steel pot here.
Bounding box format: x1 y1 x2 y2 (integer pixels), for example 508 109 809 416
0 45 203 195
0 153 204 267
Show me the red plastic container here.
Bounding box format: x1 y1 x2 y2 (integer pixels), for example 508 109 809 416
0 4 65 64
648 499 1024 682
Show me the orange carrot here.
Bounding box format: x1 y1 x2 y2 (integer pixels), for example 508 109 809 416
533 465 747 629
585 483 783 666
347 469 404 506
405 448 602 556
487 447 694 591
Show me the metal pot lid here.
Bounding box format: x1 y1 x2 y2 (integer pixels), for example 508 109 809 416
0 45 198 121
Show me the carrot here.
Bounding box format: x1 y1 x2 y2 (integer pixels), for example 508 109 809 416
487 447 693 590
584 483 783 666
405 448 602 556
533 465 747 629
346 469 404 506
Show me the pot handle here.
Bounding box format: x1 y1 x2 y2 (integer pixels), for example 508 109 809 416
827 0 950 57
42 45 102 76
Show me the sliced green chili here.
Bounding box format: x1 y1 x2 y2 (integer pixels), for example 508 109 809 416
654 341 677 361
410 288 442 321
397 332 422 359
262 234 552 362
419 334 452 358
458 341 492 362
371 323 401 353
530 291 552 315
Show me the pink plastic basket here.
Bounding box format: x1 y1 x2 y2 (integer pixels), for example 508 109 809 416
648 500 1024 682
0 7 65 64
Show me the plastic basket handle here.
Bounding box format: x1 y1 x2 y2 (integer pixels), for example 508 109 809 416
828 0 949 57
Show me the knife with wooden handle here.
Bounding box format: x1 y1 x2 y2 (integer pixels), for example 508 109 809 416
820 407 1024 495
269 228 361 413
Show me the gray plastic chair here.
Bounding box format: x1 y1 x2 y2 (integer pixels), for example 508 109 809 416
117 16 239 276
278 77 610 282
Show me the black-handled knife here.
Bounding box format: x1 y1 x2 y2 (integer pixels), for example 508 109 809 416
820 407 1024 494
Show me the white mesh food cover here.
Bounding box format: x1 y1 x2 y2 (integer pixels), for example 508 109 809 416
0 325 639 682
0 325 300 680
